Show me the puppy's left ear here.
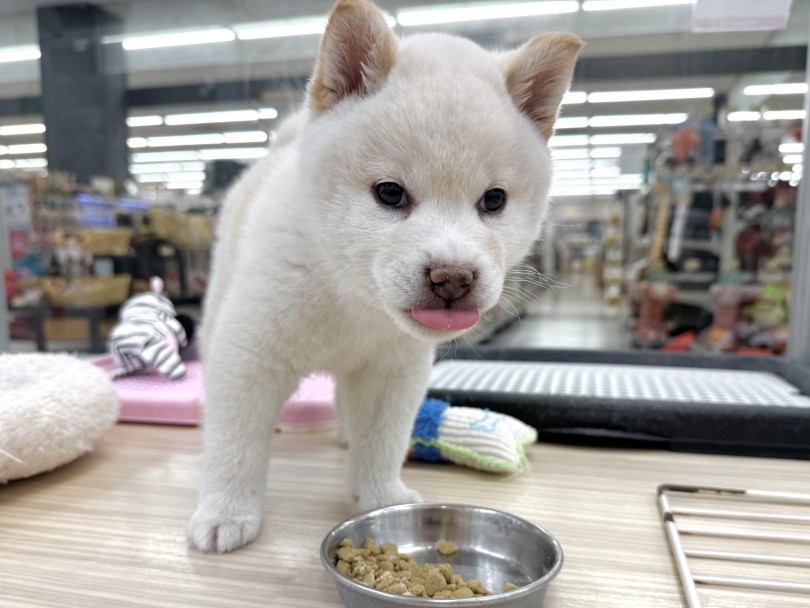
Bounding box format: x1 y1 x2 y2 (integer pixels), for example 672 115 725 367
309 0 397 114
502 33 584 140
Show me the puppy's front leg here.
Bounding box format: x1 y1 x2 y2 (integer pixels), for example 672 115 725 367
188 301 296 553
342 346 434 512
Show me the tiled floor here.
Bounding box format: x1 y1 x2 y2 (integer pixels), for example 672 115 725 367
486 275 629 350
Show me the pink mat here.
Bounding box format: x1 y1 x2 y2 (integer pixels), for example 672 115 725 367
91 355 336 429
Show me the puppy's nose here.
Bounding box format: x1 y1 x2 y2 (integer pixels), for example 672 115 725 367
428 265 474 303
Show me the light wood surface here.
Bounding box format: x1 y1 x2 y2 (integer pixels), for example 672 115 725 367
1 423 808 608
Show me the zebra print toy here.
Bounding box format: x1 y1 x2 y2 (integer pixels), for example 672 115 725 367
107 278 188 380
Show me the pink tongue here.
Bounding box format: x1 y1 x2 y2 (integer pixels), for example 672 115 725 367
411 308 479 331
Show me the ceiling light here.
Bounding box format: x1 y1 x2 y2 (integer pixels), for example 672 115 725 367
0 45 41 63
552 148 590 160
197 147 269 160
555 117 590 129
744 83 808 96
128 131 268 148
0 123 46 136
591 166 621 177
0 159 13 169
590 147 622 158
588 88 713 103
589 133 656 145
763 110 806 121
549 135 590 147
258 108 279 119
396 1 578 26
234 16 327 40
129 162 206 174
793 164 803 172
583 0 694 10
127 116 163 127
783 154 803 164
12 158 47 168
589 113 688 127
7 143 47 155
164 109 274 126
553 160 596 170
562 91 587 105
122 28 235 51
727 111 761 121
779 143 804 154
0 146 7 155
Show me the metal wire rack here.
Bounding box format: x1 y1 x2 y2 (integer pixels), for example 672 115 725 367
657 484 810 607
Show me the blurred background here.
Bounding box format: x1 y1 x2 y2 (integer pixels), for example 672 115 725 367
0 0 806 357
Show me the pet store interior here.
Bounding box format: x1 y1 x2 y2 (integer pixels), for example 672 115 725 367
1 1 809 608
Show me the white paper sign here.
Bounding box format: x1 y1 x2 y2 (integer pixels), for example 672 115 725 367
693 0 793 32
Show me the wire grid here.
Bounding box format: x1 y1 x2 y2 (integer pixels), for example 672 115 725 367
658 484 810 607
430 361 810 408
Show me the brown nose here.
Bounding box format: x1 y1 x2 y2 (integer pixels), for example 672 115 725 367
428 265 474 303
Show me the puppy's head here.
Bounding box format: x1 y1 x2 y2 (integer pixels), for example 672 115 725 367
302 0 582 341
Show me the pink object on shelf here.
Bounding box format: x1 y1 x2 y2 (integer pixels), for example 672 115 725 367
92 355 336 429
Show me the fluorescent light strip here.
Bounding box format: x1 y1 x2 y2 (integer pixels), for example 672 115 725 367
783 154 803 164
122 28 235 51
549 135 590 147
763 110 806 121
396 1 578 26
744 83 808 96
589 113 688 127
0 123 46 136
589 133 656 145
727 111 761 122
551 147 622 160
131 147 269 163
779 143 804 154
164 108 278 126
234 16 327 40
6 143 47 155
130 162 206 174
128 131 268 148
588 88 713 103
590 147 622 158
0 45 41 64
556 117 590 130
11 158 47 168
583 0 694 10
793 164 803 173
127 116 163 127
562 91 587 105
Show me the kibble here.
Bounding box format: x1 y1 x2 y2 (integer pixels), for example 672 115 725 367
335 538 521 599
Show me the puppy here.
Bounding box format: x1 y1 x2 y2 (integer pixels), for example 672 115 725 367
188 0 582 552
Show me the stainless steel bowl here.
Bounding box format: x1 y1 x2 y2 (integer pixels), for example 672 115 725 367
320 503 563 607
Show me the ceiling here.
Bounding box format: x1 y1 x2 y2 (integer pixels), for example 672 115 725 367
0 0 807 198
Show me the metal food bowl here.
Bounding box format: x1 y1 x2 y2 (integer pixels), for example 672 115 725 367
320 503 563 607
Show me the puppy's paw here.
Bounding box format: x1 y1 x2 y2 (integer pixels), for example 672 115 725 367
188 504 261 553
353 483 423 513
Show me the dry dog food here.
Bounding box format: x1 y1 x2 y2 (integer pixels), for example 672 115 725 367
336 538 520 599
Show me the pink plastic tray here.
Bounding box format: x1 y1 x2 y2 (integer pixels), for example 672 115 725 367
91 355 336 429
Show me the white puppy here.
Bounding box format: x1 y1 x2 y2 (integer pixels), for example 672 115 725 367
189 0 582 553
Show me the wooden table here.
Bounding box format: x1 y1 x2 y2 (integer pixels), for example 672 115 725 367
1 424 808 608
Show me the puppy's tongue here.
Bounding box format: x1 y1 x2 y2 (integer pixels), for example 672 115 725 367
411 308 479 331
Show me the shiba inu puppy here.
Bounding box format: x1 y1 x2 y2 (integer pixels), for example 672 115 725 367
189 0 582 552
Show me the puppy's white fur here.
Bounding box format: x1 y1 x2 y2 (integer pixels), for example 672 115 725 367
189 0 581 553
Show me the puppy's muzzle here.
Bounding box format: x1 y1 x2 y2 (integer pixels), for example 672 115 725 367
427 265 474 304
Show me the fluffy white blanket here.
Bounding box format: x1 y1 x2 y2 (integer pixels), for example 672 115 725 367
0 353 119 483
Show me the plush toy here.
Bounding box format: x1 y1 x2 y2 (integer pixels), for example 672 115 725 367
410 398 538 474
107 277 189 380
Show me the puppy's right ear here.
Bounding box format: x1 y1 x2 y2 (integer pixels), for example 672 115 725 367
502 33 583 140
308 0 397 114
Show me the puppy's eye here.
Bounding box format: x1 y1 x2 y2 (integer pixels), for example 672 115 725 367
479 188 506 213
375 182 407 207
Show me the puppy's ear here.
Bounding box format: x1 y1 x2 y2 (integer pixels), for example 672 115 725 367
502 33 583 140
309 0 397 114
